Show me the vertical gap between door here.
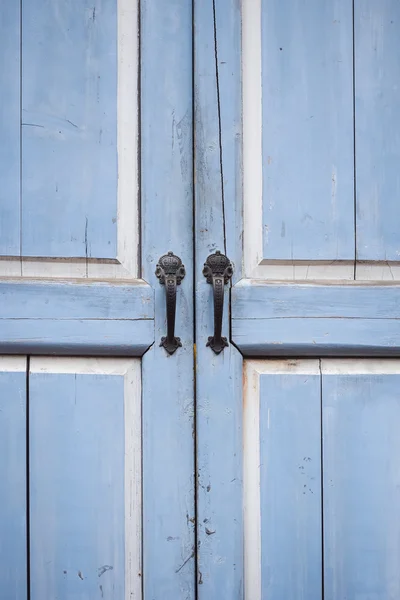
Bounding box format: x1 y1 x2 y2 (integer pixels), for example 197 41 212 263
192 0 199 595
26 355 30 600
319 358 324 600
352 0 357 278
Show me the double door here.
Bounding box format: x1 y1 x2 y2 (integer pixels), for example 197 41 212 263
1 0 400 598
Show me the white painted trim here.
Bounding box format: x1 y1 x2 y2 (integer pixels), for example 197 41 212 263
0 356 27 372
241 1 400 282
124 360 142 600
30 357 142 599
321 359 400 375
0 0 139 282
243 358 321 599
243 360 261 600
242 0 263 280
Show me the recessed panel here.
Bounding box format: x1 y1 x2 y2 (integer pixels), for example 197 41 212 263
322 360 400 599
0 357 27 600
29 358 141 600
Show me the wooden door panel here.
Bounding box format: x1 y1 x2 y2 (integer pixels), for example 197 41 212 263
355 0 400 264
29 357 141 599
0 3 20 257
259 0 354 263
0 357 27 600
244 360 322 600
323 360 400 600
242 359 400 599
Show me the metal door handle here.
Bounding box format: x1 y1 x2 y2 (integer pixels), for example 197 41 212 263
156 251 186 355
203 251 233 354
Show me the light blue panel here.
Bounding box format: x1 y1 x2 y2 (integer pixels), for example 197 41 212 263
232 282 400 320
0 280 153 320
0 319 153 356
0 2 20 256
30 369 125 599
194 0 243 596
262 0 354 260
232 282 400 355
355 1 400 260
233 318 400 356
141 0 195 597
22 0 118 259
323 370 400 599
260 372 321 599
0 366 27 599
0 280 154 354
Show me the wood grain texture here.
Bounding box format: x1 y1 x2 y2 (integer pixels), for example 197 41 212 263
322 360 400 599
233 281 400 320
22 0 118 259
232 281 400 355
0 1 20 257
261 0 354 261
194 0 243 595
0 358 27 599
29 358 141 600
0 318 152 356
0 279 153 320
355 0 400 261
141 0 195 597
0 279 153 354
259 366 322 599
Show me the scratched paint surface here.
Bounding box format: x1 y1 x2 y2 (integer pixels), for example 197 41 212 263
0 365 27 599
261 0 354 261
22 0 118 259
29 370 125 599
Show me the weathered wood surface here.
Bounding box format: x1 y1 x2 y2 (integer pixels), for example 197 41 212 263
141 0 195 596
194 0 243 596
0 358 27 600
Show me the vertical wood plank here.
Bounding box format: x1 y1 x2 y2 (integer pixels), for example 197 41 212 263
323 361 400 599
29 358 141 600
22 0 118 259
259 366 322 599
194 0 243 596
0 357 27 599
355 0 400 261
141 0 195 597
261 0 354 261
0 2 21 257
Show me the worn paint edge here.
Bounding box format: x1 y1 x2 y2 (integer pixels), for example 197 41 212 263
1 0 139 281
243 360 262 600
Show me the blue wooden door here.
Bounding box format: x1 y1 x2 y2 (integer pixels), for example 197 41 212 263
194 0 400 598
0 0 194 598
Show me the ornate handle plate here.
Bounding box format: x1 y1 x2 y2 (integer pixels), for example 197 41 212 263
203 251 233 354
155 251 186 355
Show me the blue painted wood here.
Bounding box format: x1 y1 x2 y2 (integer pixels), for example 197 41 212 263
22 0 118 259
355 1 400 261
0 280 153 320
232 282 400 355
0 319 152 356
194 0 243 595
0 280 153 354
141 0 195 597
0 364 27 599
30 367 126 599
259 371 321 599
323 368 400 598
261 0 354 261
232 282 400 320
0 1 20 256
233 318 400 357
